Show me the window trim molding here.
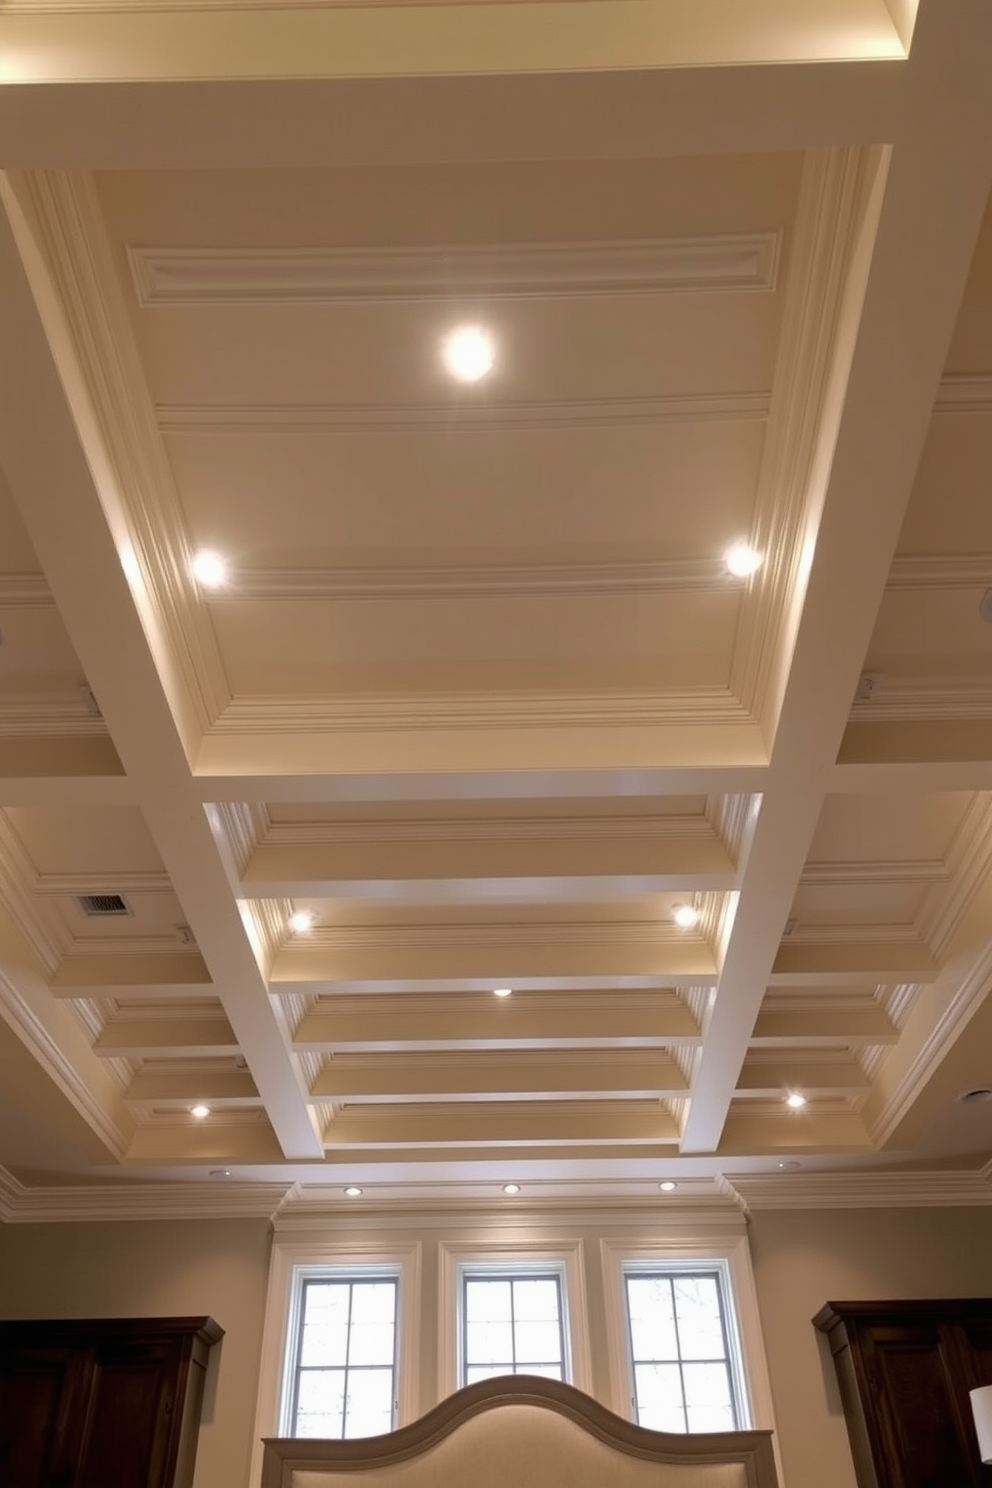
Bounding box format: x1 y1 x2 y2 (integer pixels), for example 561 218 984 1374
599 1233 778 1450
438 1239 592 1400
250 1236 422 1488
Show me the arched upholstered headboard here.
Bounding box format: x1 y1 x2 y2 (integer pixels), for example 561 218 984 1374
261 1375 778 1488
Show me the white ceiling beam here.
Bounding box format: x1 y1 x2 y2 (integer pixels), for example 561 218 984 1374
0 186 323 1160
681 0 992 1151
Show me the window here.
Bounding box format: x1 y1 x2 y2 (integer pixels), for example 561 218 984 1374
288 1275 398 1438
462 1269 566 1384
623 1265 742 1432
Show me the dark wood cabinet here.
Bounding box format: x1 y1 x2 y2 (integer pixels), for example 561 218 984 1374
0 1317 222 1488
814 1300 992 1488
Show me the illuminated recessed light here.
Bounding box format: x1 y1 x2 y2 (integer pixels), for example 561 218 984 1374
442 325 495 382
778 1161 801 1171
191 549 228 588
190 1103 211 1120
209 1168 232 1178
502 1183 521 1195
673 904 700 929
289 910 315 934
344 1186 363 1197
658 1181 678 1193
724 543 762 579
493 987 513 998
785 1092 807 1110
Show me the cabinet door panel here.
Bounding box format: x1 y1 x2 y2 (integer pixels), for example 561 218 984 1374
863 1326 979 1488
0 1348 85 1488
76 1340 180 1488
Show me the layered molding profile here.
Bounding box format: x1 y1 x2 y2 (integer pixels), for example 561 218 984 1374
157 390 770 434
933 374 992 415
849 678 992 721
129 232 781 307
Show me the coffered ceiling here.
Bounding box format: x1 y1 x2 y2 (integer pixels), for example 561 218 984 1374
2 0 992 1217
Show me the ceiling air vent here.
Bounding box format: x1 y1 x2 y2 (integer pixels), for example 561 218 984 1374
76 893 131 918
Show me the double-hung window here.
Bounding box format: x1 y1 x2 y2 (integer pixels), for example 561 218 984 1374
461 1267 567 1384
287 1272 399 1438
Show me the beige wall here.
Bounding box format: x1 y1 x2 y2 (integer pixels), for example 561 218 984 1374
3 1205 992 1488
748 1205 992 1488
0 1217 272 1488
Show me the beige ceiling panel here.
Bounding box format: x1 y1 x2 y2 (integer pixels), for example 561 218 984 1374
897 414 992 554
865 588 992 673
6 805 166 875
164 420 766 564
790 881 929 926
0 466 41 573
806 792 972 864
0 609 88 695
207 588 741 697
264 795 712 826
944 185 992 372
97 157 803 256
56 890 191 944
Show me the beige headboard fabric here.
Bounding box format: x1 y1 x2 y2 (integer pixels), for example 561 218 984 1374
261 1376 778 1488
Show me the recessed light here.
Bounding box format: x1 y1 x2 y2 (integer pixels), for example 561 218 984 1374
785 1092 807 1110
493 987 513 998
190 549 228 588
502 1183 521 1195
190 1104 211 1120
288 910 315 934
658 1181 678 1192
344 1186 363 1197
777 1160 801 1171
209 1168 232 1178
673 904 700 929
958 1087 992 1105
724 543 762 578
442 325 495 382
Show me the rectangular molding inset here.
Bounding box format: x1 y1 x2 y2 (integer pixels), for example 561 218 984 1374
129 232 781 306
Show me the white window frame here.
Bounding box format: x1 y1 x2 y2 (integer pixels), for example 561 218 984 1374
251 1237 421 1488
438 1239 592 1399
600 1234 778 1450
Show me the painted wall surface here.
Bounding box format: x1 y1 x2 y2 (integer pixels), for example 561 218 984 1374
748 1205 992 1488
2 1205 992 1488
0 1218 272 1488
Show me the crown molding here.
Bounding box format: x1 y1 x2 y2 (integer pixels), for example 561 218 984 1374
300 918 702 949
213 687 752 734
0 697 108 737
0 572 55 608
886 552 992 588
34 870 173 896
0 815 65 972
129 232 780 308
849 678 992 721
726 1167 992 1211
211 801 267 875
157 390 770 435
8 170 229 733
214 556 739 605
915 793 992 955
731 145 885 725
0 1167 293 1223
933 375 992 415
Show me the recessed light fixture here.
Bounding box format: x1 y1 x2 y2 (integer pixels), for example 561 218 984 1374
288 910 315 934
658 1181 678 1193
209 1168 233 1178
724 543 763 579
493 987 513 998
502 1183 521 1195
442 325 496 383
190 1104 211 1120
785 1092 807 1110
673 904 700 929
344 1186 363 1197
777 1160 801 1171
190 549 228 588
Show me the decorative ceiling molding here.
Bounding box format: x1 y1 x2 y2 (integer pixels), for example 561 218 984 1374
730 145 885 725
129 232 781 307
849 679 992 721
0 572 55 608
157 390 771 435
933 374 992 415
0 815 65 971
7 170 230 733
34 870 173 897
886 552 992 589
297 918 705 949
0 1166 293 1223
800 858 947 886
213 557 740 605
726 1165 992 1211
213 687 752 734
916 794 992 955
260 812 717 846
0 696 108 737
